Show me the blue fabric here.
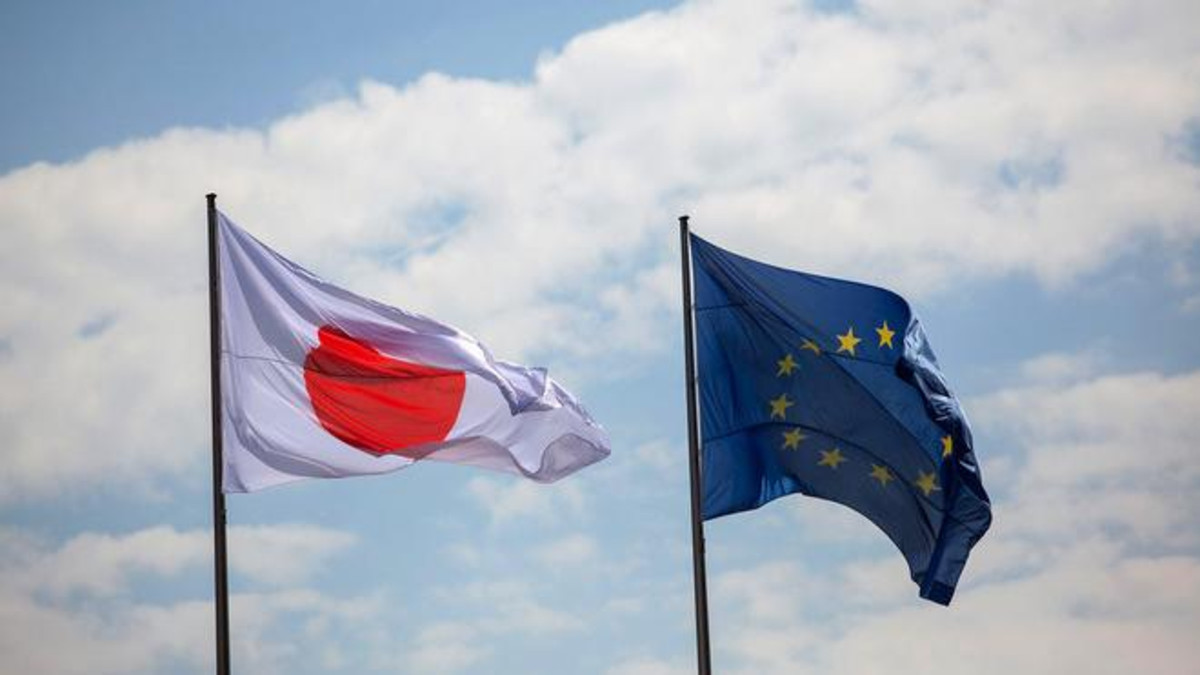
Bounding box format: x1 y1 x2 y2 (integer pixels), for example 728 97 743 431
692 234 991 605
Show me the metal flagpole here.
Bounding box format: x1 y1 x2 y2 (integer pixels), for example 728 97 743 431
207 193 232 675
678 215 713 675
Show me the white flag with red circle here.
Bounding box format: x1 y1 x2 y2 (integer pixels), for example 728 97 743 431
217 212 611 493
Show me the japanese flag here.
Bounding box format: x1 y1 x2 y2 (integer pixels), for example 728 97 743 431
217 212 611 493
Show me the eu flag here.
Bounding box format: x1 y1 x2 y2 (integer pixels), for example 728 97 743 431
691 234 991 605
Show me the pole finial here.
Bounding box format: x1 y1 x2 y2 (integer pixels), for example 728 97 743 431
207 193 217 207
679 214 690 226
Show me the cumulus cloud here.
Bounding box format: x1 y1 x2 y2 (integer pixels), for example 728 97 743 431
229 524 360 586
715 548 1200 675
975 369 1200 548
5 2 1198 674
466 474 588 527
3 526 208 599
0 590 214 675
1014 348 1105 385
0 523 356 598
2 0 1198 502
705 364 1200 674
0 523 367 674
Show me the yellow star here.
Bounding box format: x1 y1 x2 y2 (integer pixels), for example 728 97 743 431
818 447 847 469
782 428 807 450
915 471 940 497
776 353 798 376
800 338 822 355
869 464 895 486
941 435 954 458
836 327 862 356
876 321 896 349
768 393 794 420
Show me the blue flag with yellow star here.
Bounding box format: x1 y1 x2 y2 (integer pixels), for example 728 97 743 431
691 234 991 605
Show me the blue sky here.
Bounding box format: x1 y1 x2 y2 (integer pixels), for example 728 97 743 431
2 1 1199 674
0 0 673 172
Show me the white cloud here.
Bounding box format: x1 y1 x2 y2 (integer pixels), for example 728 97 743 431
975 369 1200 546
0 581 384 674
402 621 490 674
0 0 1197 521
605 656 694 675
531 532 599 569
0 589 213 675
2 1 1199 670
9 526 207 598
229 524 359 586
1015 348 1105 385
704 364 1200 674
713 541 1200 675
447 579 587 636
629 439 685 476
374 577 589 674
3 2 1195 672
0 524 370 675
0 523 355 599
715 561 816 625
465 474 587 527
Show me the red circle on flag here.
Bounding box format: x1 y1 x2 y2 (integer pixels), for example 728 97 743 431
304 325 466 458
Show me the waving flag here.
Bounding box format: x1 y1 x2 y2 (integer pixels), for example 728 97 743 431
691 234 991 604
216 212 610 492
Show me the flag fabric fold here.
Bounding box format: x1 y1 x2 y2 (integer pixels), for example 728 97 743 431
217 212 610 493
691 234 991 605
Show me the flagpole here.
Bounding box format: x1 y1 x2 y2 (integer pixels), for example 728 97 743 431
207 193 232 675
679 215 713 675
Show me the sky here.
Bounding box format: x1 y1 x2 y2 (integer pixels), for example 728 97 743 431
1 0 1199 673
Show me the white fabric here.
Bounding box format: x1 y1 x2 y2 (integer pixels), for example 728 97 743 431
217 212 611 493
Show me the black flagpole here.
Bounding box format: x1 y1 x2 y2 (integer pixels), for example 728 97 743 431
207 193 232 675
679 215 713 675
